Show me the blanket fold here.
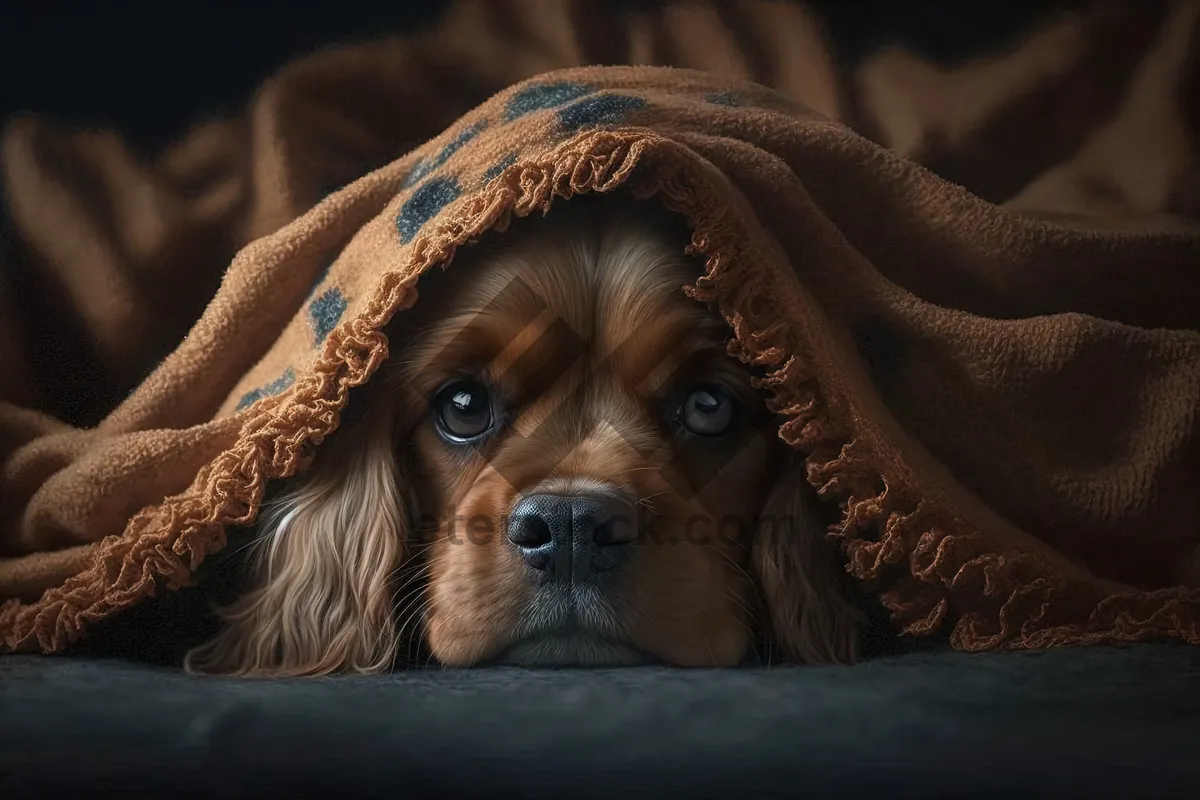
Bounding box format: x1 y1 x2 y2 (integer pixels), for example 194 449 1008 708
2 0 1198 656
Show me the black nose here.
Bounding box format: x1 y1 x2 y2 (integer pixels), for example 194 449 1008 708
506 493 638 582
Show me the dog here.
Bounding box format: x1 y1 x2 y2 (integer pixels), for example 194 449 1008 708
185 194 862 676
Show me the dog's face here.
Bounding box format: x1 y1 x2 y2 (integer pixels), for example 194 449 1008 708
187 197 860 676
398 202 779 667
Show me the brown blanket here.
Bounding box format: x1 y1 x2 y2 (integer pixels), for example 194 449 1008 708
2 0 1198 656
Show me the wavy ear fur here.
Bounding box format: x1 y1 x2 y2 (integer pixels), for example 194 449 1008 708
751 455 862 665
184 420 409 677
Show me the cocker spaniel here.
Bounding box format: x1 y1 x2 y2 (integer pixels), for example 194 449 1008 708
186 195 862 676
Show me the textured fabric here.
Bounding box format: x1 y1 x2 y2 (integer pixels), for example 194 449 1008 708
2 646 1200 798
1 0 1199 656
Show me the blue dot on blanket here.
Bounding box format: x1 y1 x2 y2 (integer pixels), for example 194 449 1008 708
705 91 741 107
558 94 647 133
403 121 487 188
505 81 594 121
236 367 297 412
309 287 347 345
483 152 519 184
397 176 461 244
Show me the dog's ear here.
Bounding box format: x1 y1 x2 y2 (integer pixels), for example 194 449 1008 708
184 421 409 677
750 455 861 665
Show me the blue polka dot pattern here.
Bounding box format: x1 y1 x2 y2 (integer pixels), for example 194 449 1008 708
558 94 647 133
402 121 488 188
401 164 427 190
504 81 594 121
309 287 347 345
397 176 462 244
236 367 297 412
705 91 741 107
483 152 519 184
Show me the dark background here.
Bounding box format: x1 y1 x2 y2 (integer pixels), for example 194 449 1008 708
1 1 1091 151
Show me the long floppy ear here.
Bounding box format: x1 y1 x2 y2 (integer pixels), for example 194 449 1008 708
184 419 409 677
750 455 862 665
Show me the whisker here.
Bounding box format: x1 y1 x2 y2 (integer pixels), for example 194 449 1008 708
391 583 433 652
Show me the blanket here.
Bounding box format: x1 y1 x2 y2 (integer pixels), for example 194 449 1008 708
2 0 1198 656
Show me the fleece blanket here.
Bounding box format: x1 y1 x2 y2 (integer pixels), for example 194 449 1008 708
1 0 1198 656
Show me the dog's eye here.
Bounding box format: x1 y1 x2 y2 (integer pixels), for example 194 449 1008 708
433 380 494 442
680 385 737 437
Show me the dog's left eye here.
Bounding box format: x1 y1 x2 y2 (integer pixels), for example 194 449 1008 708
433 380 494 443
679 385 738 437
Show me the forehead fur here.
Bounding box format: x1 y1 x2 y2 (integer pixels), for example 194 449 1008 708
403 198 734 397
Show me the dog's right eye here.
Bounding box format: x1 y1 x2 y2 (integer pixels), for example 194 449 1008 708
433 380 494 443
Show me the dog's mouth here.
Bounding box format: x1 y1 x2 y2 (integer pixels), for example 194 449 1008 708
493 583 646 667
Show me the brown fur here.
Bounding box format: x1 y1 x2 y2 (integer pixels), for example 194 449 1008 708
187 197 860 676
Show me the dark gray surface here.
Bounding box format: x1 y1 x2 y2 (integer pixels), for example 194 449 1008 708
2 645 1199 799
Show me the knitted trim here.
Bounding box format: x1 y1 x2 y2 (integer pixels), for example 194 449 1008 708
3 129 1197 654
641 147 1199 653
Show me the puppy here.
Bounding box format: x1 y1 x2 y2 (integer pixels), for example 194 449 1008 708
186 195 861 676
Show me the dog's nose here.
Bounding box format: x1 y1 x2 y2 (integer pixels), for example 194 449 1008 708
506 493 638 582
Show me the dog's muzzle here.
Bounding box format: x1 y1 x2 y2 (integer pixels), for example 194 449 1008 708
506 491 639 584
